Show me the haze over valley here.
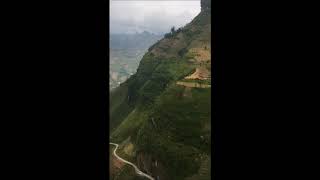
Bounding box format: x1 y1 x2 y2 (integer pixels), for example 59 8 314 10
109 32 162 90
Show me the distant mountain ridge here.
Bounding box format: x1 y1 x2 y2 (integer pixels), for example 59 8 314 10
109 31 162 90
110 31 163 49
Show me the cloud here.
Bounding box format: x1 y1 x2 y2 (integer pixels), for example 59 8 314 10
110 0 201 34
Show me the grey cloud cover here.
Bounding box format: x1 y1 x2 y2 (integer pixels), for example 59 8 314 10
110 0 201 34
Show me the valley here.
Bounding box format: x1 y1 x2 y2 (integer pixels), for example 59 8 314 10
109 0 211 179
109 32 162 90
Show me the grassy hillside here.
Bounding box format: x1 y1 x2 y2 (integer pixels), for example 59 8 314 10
109 2 211 179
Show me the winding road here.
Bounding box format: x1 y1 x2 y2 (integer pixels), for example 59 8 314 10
109 142 155 180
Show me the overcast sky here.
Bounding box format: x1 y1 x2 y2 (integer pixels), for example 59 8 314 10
110 0 201 34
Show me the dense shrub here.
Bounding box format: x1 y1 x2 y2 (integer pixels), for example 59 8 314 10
178 47 188 57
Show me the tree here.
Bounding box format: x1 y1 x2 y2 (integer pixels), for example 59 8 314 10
164 33 172 39
170 26 175 34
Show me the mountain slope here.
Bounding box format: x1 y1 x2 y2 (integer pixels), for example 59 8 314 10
110 32 162 90
110 1 211 179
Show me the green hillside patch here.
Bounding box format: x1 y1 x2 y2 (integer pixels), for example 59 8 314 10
110 84 134 133
111 106 149 143
128 56 194 107
134 84 211 179
154 85 211 149
114 164 148 180
136 121 201 180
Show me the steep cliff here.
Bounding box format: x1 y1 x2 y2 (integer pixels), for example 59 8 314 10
110 1 211 179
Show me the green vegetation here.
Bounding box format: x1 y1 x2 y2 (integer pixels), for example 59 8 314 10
110 84 134 132
110 144 148 180
135 84 211 179
114 165 148 180
110 5 211 180
164 26 183 39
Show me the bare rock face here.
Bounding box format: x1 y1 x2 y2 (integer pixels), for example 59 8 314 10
201 0 211 11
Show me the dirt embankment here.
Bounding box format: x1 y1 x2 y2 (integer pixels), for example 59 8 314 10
109 147 126 178
188 47 211 62
176 81 211 88
185 67 210 80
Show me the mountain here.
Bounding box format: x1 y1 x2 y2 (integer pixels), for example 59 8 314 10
110 31 163 50
109 0 211 179
110 32 162 90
